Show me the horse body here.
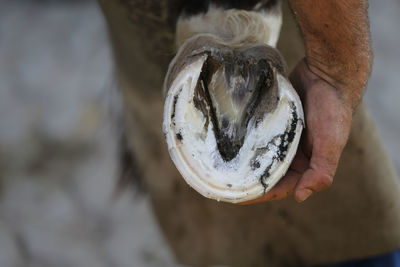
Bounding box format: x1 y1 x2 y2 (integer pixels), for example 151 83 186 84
98 1 400 265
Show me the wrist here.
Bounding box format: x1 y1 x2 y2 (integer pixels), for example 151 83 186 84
288 0 373 110
305 55 372 110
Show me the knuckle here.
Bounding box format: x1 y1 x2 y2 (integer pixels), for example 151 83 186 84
318 174 333 189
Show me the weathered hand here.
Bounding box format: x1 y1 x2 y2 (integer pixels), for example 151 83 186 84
241 59 354 204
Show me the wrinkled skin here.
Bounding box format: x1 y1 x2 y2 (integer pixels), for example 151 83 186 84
241 0 371 204
242 59 353 203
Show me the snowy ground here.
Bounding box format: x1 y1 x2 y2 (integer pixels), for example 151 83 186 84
0 0 399 266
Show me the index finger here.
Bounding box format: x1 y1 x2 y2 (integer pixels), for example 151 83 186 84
294 85 352 202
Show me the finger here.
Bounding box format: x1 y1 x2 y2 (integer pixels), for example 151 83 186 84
239 169 301 205
294 138 339 202
294 81 351 202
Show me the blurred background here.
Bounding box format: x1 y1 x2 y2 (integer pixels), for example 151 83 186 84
0 0 399 266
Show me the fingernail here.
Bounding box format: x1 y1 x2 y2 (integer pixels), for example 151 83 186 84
296 189 313 202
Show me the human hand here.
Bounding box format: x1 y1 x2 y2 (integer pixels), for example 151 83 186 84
241 59 354 204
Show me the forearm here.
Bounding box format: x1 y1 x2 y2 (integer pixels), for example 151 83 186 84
289 0 372 108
